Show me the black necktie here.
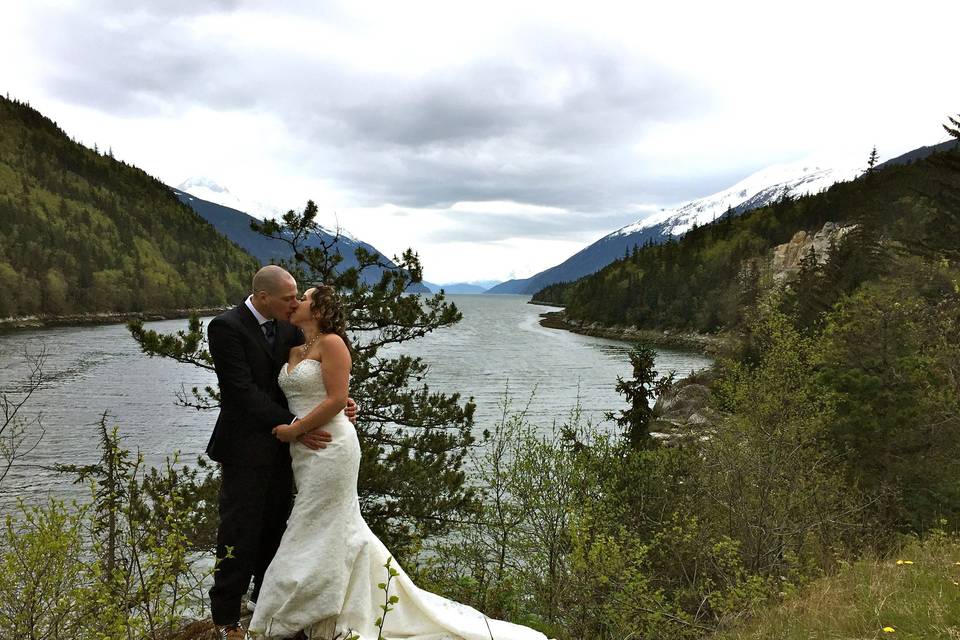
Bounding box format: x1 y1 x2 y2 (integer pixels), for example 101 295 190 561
262 320 276 346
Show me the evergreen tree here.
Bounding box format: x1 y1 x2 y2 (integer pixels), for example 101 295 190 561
906 147 960 262
606 344 674 449
867 145 879 173
781 245 826 332
130 201 479 558
944 113 960 141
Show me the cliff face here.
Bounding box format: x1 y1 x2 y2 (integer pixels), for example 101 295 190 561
770 221 856 283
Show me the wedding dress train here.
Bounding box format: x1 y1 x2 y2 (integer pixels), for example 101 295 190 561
248 359 547 640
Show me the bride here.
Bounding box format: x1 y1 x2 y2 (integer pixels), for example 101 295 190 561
248 285 547 640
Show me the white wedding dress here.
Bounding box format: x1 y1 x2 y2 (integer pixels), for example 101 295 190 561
248 359 548 640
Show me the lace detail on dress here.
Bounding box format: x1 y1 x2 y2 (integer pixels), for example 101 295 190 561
279 358 328 417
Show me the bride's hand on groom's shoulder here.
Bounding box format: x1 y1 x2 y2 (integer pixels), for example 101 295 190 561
345 397 358 424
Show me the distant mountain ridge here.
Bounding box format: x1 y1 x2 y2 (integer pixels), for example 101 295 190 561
487 161 863 295
173 185 429 292
876 139 958 169
537 142 960 334
424 280 501 294
177 177 283 220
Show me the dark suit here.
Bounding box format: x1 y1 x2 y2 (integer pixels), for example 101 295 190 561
206 301 303 625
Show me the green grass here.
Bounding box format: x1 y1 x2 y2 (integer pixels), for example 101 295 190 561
714 536 960 640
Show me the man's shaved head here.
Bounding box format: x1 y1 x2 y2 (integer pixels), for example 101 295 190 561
250 265 300 321
252 265 295 295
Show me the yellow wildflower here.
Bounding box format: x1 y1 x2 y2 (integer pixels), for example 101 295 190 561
882 627 896 633
895 560 913 565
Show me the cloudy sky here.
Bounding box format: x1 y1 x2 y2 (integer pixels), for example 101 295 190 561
3 1 958 283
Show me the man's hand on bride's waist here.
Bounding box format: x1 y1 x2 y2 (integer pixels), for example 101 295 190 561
345 397 358 424
273 420 333 448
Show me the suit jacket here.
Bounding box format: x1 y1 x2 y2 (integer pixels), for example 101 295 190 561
206 302 304 466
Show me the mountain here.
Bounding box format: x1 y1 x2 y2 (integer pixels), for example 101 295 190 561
542 145 960 333
876 139 959 169
176 177 283 219
0 95 259 317
424 280 502 294
486 161 862 295
173 185 429 293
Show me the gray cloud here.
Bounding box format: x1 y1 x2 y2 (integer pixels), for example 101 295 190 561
25 4 717 215
418 209 646 244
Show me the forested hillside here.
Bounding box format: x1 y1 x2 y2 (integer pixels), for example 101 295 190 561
0 96 259 317
536 146 960 334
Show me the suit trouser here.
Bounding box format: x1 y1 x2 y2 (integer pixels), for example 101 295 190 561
209 449 293 626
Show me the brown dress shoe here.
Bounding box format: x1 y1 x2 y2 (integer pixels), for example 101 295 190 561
215 622 246 640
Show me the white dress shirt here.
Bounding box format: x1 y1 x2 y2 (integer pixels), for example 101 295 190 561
245 295 271 327
245 295 300 423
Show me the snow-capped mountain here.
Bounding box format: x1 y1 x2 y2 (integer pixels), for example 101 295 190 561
177 177 282 220
172 184 429 292
614 161 863 238
177 176 359 242
486 160 863 295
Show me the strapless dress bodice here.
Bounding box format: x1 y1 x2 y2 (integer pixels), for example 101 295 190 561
279 358 331 418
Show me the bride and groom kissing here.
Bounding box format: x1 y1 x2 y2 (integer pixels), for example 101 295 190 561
207 265 547 639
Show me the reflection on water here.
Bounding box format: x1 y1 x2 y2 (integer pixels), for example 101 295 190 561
0 295 712 508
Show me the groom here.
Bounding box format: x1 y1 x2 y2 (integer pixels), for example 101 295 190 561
206 265 356 639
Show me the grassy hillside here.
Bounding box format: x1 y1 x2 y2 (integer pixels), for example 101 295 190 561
715 535 960 639
0 96 259 317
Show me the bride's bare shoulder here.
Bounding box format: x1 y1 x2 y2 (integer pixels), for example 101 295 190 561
313 334 351 371
318 333 350 354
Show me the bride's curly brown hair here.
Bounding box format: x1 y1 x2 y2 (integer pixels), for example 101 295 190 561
308 285 351 351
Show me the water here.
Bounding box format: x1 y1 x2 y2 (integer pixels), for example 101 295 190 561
0 294 712 509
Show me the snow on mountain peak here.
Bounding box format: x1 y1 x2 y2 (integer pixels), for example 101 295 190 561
176 177 361 244
177 176 283 220
612 160 864 239
177 176 230 194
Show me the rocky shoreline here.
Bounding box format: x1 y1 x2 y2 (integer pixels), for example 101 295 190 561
0 306 231 331
527 299 565 309
537 310 728 356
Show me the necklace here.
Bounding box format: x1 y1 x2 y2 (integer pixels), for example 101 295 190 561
301 333 322 355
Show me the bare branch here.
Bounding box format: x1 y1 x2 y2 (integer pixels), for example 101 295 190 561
0 348 48 487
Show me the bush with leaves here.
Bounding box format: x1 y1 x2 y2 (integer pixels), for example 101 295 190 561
0 499 90 638
416 391 793 639
701 296 868 581
815 265 960 533
413 396 597 637
1 413 216 640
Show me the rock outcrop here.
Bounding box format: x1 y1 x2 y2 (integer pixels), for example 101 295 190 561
770 221 856 283
649 369 720 439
